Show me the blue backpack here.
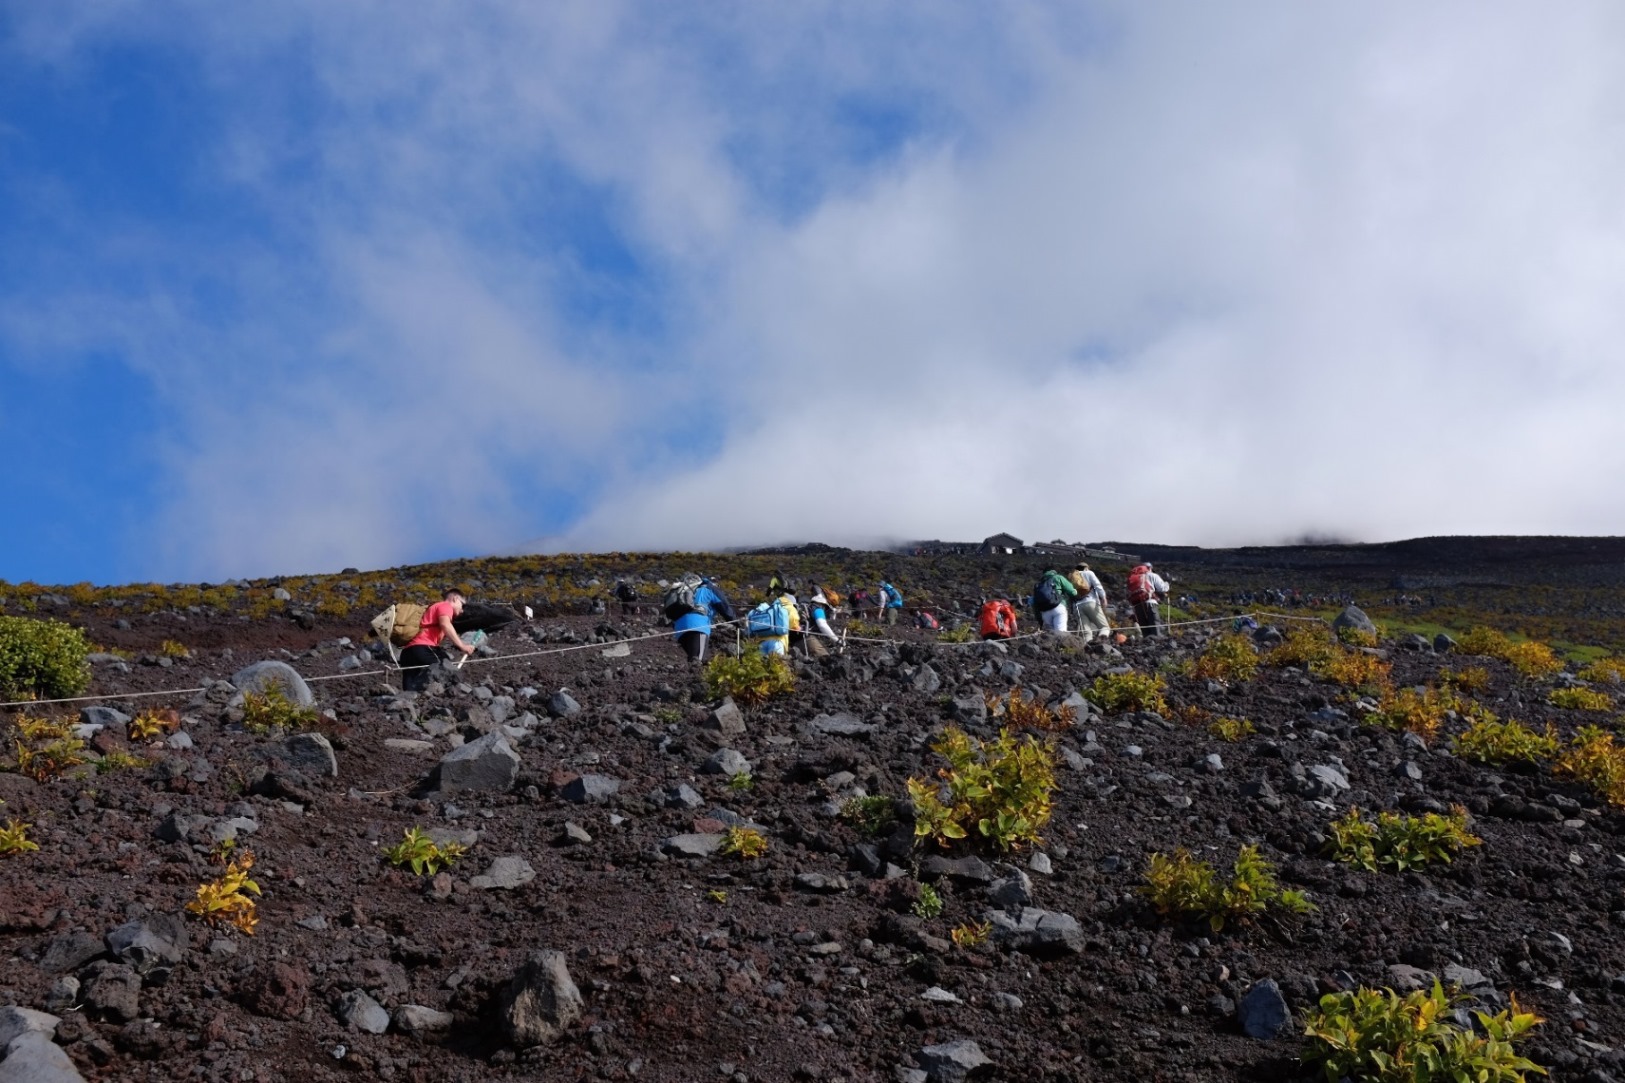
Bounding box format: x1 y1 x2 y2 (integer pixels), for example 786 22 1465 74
746 600 791 637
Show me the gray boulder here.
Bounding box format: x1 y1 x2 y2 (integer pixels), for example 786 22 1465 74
1238 979 1292 1039
79 961 140 1022
801 712 874 738
987 869 1034 910
950 693 987 725
703 698 746 736
282 732 338 778
918 1039 991 1083
661 833 725 858
501 951 583 1047
561 774 620 804
0 1007 58 1048
911 665 942 695
229 660 315 708
393 1005 454 1034
547 691 582 718
1331 606 1378 641
701 749 751 777
469 856 536 891
436 732 519 794
0 1030 86 1083
105 915 188 974
78 706 130 731
986 907 1084 956
337 989 390 1034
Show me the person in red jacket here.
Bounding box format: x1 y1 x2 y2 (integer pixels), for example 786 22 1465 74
400 589 476 691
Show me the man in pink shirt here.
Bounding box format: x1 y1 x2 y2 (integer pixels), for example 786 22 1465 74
400 589 476 692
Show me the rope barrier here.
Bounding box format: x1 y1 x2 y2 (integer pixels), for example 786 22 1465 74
0 607 1333 712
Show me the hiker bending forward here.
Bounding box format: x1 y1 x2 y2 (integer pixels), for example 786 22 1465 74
400 589 475 692
672 578 736 667
1068 564 1112 641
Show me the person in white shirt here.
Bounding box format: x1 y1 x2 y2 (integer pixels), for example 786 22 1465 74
1067 563 1112 641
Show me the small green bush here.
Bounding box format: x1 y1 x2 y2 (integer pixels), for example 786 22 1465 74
0 616 90 701
1547 686 1613 712
1326 807 1481 873
1453 717 1559 766
703 652 795 707
1304 980 1544 1083
907 726 1055 851
1140 844 1313 932
839 795 897 836
912 882 943 919
1085 671 1168 715
241 688 319 734
1189 634 1259 683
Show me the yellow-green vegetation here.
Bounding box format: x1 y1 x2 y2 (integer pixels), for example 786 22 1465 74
185 853 261 935
0 615 91 701
1326 807 1481 873
727 771 754 792
1303 981 1544 1083
1439 666 1492 694
1363 688 1448 743
1555 726 1625 807
0 818 39 856
1336 624 1380 648
1265 628 1338 669
991 689 1075 732
912 882 943 919
1140 845 1313 932
158 639 191 659
1086 671 1169 715
950 921 991 948
383 827 467 875
1190 634 1259 683
706 889 728 904
1453 717 1560 767
9 715 88 781
1209 717 1256 743
719 825 768 859
846 619 884 638
1457 626 1564 678
937 625 976 644
1578 658 1625 685
838 795 896 836
241 687 320 734
906 727 1056 851
93 750 149 773
1312 648 1393 690
702 651 795 708
1547 686 1613 712
127 708 179 741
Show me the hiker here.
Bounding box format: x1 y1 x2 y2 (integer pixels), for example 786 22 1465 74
878 580 905 625
1067 563 1112 641
1127 562 1171 637
808 590 840 645
767 569 791 596
399 589 477 692
667 575 737 667
978 598 1018 640
748 592 800 656
614 580 638 616
1033 568 1079 634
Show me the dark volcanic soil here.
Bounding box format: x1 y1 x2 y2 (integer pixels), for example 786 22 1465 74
3 549 1625 1082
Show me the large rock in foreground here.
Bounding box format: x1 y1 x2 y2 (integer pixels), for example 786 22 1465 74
230 661 315 708
436 733 519 794
501 951 583 1047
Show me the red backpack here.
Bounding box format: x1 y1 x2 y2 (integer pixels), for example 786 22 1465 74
1127 565 1154 604
978 600 1017 639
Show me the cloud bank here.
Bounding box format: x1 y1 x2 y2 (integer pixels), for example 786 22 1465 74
3 2 1624 580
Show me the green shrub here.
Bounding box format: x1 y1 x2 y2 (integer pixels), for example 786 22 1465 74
1265 628 1338 669
1085 671 1169 715
937 625 975 644
1556 726 1625 807
1326 807 1481 873
383 827 466 875
1457 626 1564 678
1363 688 1447 743
0 616 90 701
702 652 795 707
912 882 943 919
1140 844 1313 932
907 726 1055 851
1578 658 1625 685
1209 717 1256 742
1304 980 1544 1083
839 795 897 836
1189 634 1259 683
1547 686 1612 712
1453 717 1559 766
241 688 320 735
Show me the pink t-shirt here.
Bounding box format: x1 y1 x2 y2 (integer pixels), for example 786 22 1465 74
406 601 457 649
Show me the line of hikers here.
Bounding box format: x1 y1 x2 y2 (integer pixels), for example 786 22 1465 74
658 562 1174 664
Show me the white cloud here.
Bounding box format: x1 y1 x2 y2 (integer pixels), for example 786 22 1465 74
7 2 1625 578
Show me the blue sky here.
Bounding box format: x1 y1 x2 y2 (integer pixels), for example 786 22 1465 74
3 3 1625 585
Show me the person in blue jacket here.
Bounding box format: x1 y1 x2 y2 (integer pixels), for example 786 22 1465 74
672 576 736 667
878 580 905 626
